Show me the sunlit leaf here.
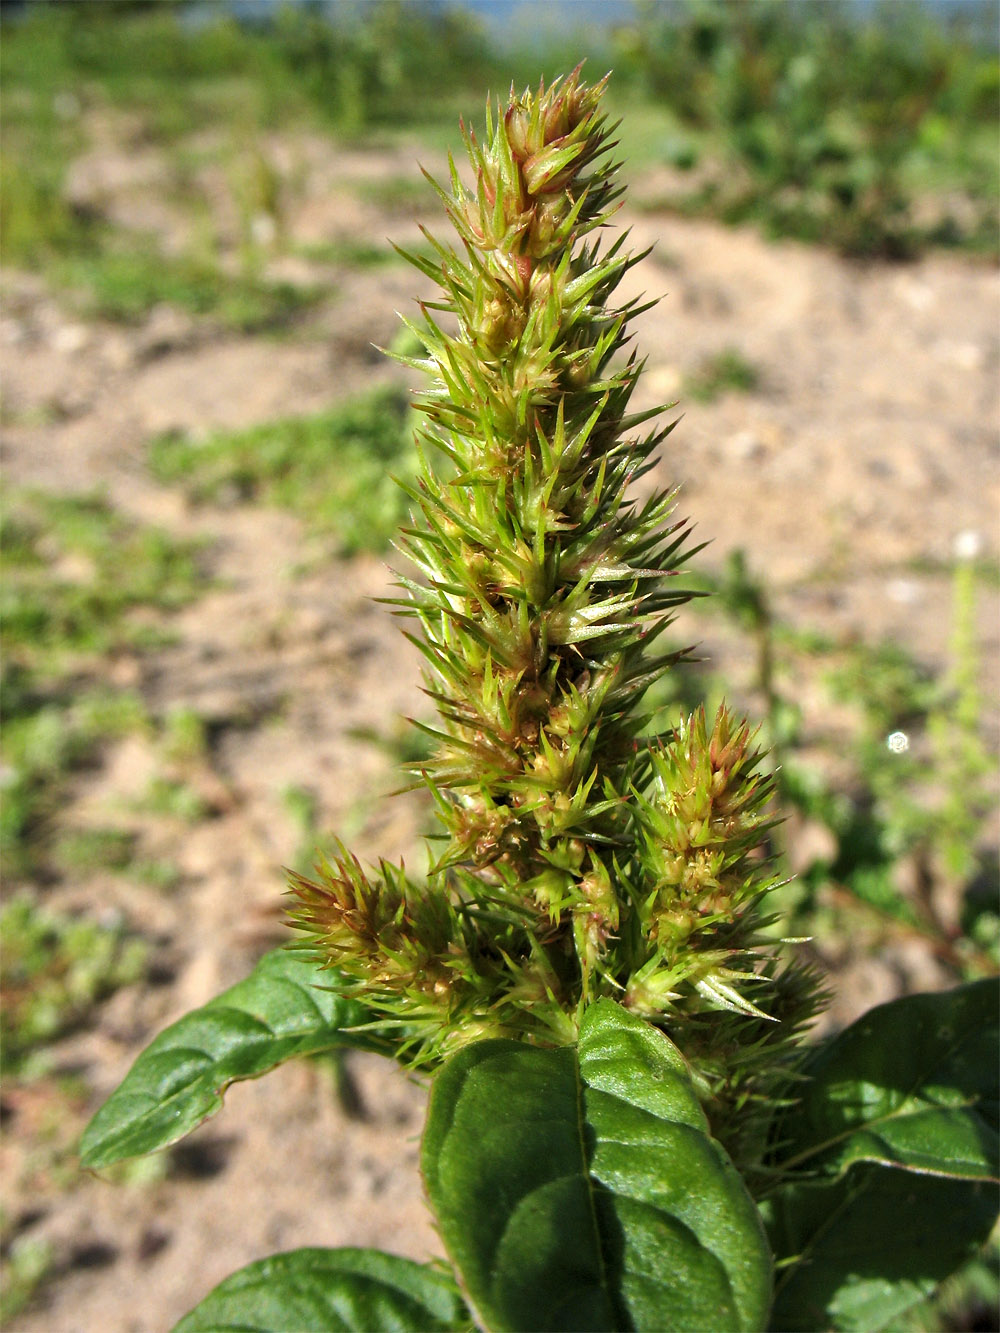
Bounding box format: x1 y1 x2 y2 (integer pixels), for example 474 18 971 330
775 979 999 1181
173 1248 470 1333
764 981 1000 1331
422 999 771 1332
81 948 386 1169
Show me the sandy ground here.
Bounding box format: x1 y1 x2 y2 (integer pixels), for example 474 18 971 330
2 123 998 1331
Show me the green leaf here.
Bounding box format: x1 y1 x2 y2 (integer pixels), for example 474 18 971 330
422 998 771 1333
764 1168 999 1332
775 979 999 1182
80 948 385 1169
762 981 1000 1332
172 1247 471 1333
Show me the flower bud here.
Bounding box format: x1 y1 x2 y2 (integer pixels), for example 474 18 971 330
505 104 531 161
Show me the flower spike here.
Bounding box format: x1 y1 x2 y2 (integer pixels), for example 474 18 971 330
289 73 816 1093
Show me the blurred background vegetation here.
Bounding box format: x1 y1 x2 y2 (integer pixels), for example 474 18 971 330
2 0 998 274
1 1 997 1327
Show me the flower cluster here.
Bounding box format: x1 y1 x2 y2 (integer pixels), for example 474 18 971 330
290 69 810 1072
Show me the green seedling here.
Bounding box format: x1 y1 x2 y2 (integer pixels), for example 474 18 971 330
81 72 998 1333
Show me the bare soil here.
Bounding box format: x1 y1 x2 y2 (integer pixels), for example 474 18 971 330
2 128 998 1332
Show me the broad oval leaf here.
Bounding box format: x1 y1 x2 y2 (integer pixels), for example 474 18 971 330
763 1166 999 1332
172 1247 470 1333
774 979 999 1182
81 948 386 1169
422 998 771 1333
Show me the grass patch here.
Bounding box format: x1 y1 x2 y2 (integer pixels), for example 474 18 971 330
51 240 324 332
355 175 437 216
1 489 212 876
0 692 147 882
294 239 402 270
149 384 417 555
0 893 147 1080
50 826 136 876
134 776 209 824
2 490 208 669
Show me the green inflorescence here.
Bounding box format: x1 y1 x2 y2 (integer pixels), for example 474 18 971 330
290 69 816 1077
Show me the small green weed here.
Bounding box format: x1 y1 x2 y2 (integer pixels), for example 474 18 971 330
684 347 760 404
161 705 210 765
135 776 209 824
0 894 147 1080
0 692 149 880
0 1234 56 1324
283 784 326 875
132 858 183 893
149 385 416 554
50 827 136 876
827 639 938 734
695 547 998 976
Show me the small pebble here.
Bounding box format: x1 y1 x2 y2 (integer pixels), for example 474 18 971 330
725 429 765 462
51 324 90 355
885 578 920 606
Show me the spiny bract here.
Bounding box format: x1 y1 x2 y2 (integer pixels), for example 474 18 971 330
290 69 814 1078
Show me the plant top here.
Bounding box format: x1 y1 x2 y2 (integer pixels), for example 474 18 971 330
290 69 814 1073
